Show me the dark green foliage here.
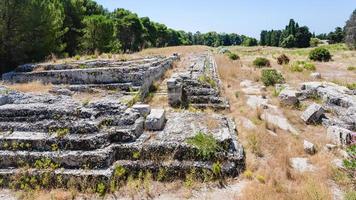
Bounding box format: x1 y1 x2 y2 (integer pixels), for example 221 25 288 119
0 0 65 74
253 57 271 68
228 52 239 60
345 9 356 49
309 47 332 62
260 19 312 48
242 37 258 46
261 69 285 86
0 0 254 74
81 15 116 53
277 54 290 65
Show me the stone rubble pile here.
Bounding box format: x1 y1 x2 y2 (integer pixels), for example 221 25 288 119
167 53 229 109
277 82 356 145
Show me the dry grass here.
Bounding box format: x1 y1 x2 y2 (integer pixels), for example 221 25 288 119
2 81 53 93
214 50 347 200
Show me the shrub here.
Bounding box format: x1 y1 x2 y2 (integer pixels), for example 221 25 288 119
253 57 271 68
277 54 290 65
347 66 356 71
261 69 285 86
290 61 316 72
187 131 221 159
346 83 356 90
256 175 266 183
309 47 332 62
243 170 253 180
310 38 321 47
228 52 239 60
290 63 304 72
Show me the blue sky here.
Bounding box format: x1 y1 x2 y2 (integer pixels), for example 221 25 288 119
95 0 356 38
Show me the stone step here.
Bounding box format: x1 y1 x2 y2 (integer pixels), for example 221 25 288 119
0 118 144 151
0 159 243 189
187 95 226 104
0 146 114 169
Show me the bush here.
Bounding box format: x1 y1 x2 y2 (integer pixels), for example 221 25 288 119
186 131 221 159
310 38 321 47
347 66 356 71
277 54 290 65
228 52 239 60
290 61 316 72
261 69 285 86
253 57 271 68
309 47 332 62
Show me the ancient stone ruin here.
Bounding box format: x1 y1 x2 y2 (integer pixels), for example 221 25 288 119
167 53 229 109
277 82 356 145
0 54 244 189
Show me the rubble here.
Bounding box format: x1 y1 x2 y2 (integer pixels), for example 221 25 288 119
326 126 352 146
303 140 316 155
301 103 325 124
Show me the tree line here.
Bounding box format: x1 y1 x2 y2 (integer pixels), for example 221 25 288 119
0 0 257 73
260 19 313 48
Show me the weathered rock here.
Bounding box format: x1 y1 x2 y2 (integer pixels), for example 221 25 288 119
303 140 316 155
132 104 151 116
326 126 352 145
278 89 300 106
145 109 166 131
310 72 321 79
290 157 316 172
301 103 325 124
325 144 337 151
167 53 229 109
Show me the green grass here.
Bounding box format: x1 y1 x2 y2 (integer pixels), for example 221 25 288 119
198 75 217 88
186 131 221 159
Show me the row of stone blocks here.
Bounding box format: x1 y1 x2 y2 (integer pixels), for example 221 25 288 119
2 55 179 100
0 87 245 189
167 54 229 109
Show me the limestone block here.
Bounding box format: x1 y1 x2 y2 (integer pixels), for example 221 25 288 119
301 103 325 124
303 140 316 155
145 109 166 131
132 104 151 116
278 89 301 106
326 126 352 145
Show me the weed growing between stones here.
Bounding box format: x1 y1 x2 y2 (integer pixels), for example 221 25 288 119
186 131 221 160
198 75 217 88
49 127 70 138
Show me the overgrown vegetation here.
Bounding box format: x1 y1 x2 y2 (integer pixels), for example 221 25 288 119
198 75 217 88
261 69 285 86
276 54 290 65
309 47 332 62
186 131 221 159
253 57 271 68
227 52 239 60
290 61 316 72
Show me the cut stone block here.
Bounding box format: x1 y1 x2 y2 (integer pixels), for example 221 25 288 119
132 104 151 116
326 126 352 145
167 77 183 107
303 140 316 155
145 109 166 131
310 72 321 79
278 89 300 106
301 103 325 124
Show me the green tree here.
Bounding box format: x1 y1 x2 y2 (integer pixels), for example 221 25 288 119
295 26 312 48
112 9 145 52
141 17 157 48
0 0 65 73
81 15 116 53
280 35 296 48
345 9 356 49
